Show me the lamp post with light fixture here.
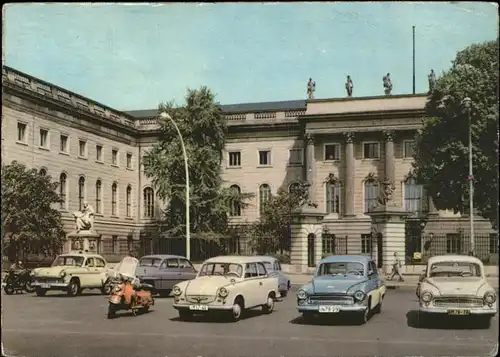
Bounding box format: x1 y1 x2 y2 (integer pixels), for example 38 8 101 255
160 111 191 260
461 97 474 256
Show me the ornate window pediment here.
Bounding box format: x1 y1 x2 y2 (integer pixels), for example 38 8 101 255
364 172 379 183
324 173 342 186
403 171 417 183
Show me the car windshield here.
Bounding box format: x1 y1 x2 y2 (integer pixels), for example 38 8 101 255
317 262 365 276
52 256 84 267
138 258 163 267
198 263 243 278
429 261 481 278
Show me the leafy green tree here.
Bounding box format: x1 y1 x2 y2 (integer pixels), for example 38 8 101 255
249 181 316 256
143 87 253 243
1 161 66 262
412 38 499 229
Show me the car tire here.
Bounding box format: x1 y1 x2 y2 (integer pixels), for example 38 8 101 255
358 305 371 325
280 290 288 298
24 280 35 293
178 310 193 321
262 294 275 314
35 287 47 297
67 279 80 297
230 298 244 322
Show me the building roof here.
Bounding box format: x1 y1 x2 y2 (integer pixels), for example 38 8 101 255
319 255 371 264
427 255 483 265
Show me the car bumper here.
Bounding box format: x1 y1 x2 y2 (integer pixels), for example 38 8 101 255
418 305 497 316
32 282 69 290
173 303 234 312
297 305 367 313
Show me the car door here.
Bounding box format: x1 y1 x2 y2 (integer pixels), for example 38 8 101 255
93 257 108 287
80 258 95 287
367 261 380 308
274 260 287 292
256 262 270 305
158 258 182 290
243 263 261 307
178 258 197 281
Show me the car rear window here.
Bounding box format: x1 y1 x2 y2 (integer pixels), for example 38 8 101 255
139 258 162 267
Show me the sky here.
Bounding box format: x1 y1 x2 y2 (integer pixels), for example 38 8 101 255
3 2 498 111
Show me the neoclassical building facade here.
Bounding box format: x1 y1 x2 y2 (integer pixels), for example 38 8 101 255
1 66 495 259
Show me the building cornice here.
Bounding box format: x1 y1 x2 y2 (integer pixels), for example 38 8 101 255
300 108 426 122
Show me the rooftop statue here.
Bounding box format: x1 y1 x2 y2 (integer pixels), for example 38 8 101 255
307 78 316 99
345 75 353 97
383 73 393 95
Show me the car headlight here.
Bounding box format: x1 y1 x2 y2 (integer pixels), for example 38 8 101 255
421 291 433 303
173 286 182 296
484 291 496 304
218 287 229 298
297 289 307 299
60 271 66 278
354 290 365 301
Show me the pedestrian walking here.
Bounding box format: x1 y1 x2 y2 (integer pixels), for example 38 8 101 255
389 252 404 282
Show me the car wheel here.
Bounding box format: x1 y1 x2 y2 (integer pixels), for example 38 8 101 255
24 280 35 293
358 305 371 325
373 295 383 314
3 285 14 295
102 280 112 295
178 310 193 321
280 290 288 298
262 294 275 314
67 279 80 297
231 298 244 322
35 287 47 297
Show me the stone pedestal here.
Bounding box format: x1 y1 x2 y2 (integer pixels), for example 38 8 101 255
66 230 102 253
289 206 325 273
367 204 410 275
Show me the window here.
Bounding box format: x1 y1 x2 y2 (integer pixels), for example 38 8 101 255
369 261 378 274
404 177 426 213
143 187 155 218
228 151 241 167
256 262 267 276
39 168 47 176
126 185 132 217
229 185 241 216
274 261 282 272
112 149 118 165
60 135 68 153
489 233 498 254
127 235 133 252
289 182 301 195
403 140 415 158
126 153 132 169
39 129 48 148
111 183 118 216
95 180 102 214
59 173 67 209
245 263 258 278
364 181 379 213
112 235 119 254
163 259 179 268
326 183 341 214
79 140 87 157
17 122 27 142
85 258 95 267
78 177 85 210
259 184 271 214
96 145 102 162
446 234 461 254
95 258 106 268
324 144 340 161
288 149 303 165
361 234 372 254
363 142 380 159
179 259 195 270
258 150 271 166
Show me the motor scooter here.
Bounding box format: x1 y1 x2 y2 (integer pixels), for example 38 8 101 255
107 277 154 319
3 269 35 295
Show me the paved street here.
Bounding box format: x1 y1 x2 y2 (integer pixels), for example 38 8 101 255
2 288 498 357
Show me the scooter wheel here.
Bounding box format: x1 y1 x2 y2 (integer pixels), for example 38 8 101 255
4 285 14 295
107 304 117 319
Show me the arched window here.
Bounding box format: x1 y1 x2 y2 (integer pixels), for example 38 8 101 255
364 181 379 213
143 187 155 218
39 168 47 176
229 185 241 217
289 182 301 195
326 183 342 214
126 185 132 217
404 177 426 213
59 173 67 209
78 177 85 210
259 184 272 214
111 183 118 216
95 180 102 214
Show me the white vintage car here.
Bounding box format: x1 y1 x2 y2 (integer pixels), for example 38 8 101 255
417 255 497 327
172 256 278 321
31 251 109 297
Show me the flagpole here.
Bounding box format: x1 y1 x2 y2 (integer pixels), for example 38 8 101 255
412 25 416 94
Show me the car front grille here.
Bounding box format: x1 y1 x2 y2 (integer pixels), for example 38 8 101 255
35 277 64 284
186 295 216 304
308 295 354 305
433 297 484 308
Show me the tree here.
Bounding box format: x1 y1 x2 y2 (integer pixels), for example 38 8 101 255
1 161 66 262
412 38 499 229
249 181 316 256
143 87 253 242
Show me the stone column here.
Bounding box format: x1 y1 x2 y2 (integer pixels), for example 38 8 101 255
304 133 317 202
427 196 438 216
343 132 356 216
383 130 396 184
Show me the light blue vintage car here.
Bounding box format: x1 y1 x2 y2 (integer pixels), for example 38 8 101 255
296 255 386 324
254 256 291 298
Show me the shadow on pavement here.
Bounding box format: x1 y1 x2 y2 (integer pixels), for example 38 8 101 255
30 292 105 298
289 314 364 326
169 309 266 323
406 310 493 330
106 309 154 320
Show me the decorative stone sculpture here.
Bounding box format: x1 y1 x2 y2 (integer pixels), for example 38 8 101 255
383 73 393 95
72 202 95 233
377 177 395 206
345 75 353 97
307 78 316 99
428 69 436 93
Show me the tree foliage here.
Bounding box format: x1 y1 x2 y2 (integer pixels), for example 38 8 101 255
250 181 316 254
143 87 253 239
412 38 499 229
1 161 66 261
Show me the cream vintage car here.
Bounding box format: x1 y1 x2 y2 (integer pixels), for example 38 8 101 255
172 256 278 321
417 255 497 328
31 251 109 297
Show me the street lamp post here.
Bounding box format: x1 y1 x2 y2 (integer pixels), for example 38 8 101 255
461 97 474 256
160 112 191 260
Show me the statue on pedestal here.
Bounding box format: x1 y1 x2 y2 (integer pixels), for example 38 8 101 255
307 78 316 99
72 202 95 233
345 75 353 97
428 69 436 93
377 177 395 206
383 73 393 95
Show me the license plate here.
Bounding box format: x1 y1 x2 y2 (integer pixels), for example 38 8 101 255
189 305 208 311
319 305 341 313
40 283 51 288
447 309 470 316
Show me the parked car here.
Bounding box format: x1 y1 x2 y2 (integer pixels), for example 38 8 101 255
172 255 278 321
31 251 109 297
416 255 497 328
253 255 291 297
135 255 197 297
296 255 386 324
